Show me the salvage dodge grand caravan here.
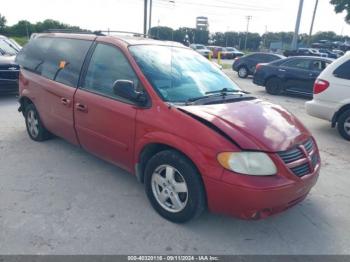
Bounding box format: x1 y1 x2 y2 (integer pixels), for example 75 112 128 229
16 33 320 223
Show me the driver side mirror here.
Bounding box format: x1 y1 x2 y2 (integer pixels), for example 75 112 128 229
113 80 148 106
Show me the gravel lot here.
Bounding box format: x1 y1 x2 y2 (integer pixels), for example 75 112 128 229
0 70 349 255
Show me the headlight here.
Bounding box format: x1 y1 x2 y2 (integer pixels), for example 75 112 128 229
217 152 277 176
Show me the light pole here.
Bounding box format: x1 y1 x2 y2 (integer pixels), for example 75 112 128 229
291 0 304 50
244 15 252 50
144 0 148 35
308 0 319 45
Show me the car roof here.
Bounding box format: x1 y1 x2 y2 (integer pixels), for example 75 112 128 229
34 33 186 48
286 56 333 61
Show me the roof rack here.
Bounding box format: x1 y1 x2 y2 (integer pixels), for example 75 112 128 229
44 29 102 35
94 30 152 38
42 29 160 40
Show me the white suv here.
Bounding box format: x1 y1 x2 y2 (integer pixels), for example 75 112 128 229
306 52 350 140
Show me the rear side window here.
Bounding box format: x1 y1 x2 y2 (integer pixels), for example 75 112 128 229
282 59 310 70
41 38 92 87
16 37 53 74
82 43 138 100
263 54 280 62
333 60 350 80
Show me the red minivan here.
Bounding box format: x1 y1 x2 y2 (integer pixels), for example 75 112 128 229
16 33 320 223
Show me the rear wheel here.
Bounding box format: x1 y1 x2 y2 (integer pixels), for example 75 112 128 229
144 150 206 223
337 110 350 141
25 104 51 141
265 77 284 95
238 66 249 78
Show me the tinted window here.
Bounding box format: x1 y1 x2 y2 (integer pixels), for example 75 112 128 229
41 38 92 87
310 60 330 71
16 37 53 73
283 59 310 70
82 43 139 99
333 60 350 80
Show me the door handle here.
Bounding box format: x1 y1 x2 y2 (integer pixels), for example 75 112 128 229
61 98 71 106
75 103 88 113
278 69 286 72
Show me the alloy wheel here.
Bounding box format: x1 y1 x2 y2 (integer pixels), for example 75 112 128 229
344 116 350 136
27 110 39 138
151 165 188 213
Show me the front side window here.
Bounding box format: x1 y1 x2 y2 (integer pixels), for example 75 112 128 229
41 38 92 87
82 43 139 99
129 45 240 103
310 60 330 71
333 60 350 80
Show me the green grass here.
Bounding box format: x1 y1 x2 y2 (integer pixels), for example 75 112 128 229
10 36 28 46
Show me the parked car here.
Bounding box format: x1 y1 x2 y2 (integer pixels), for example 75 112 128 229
306 52 350 140
189 44 212 58
254 56 333 96
225 47 244 59
16 33 320 222
232 52 285 78
317 49 338 59
207 46 230 59
0 35 20 94
333 49 345 57
284 48 322 57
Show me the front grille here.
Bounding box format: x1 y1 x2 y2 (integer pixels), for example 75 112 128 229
278 138 319 177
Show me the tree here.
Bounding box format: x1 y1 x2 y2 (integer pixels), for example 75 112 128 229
330 0 350 22
7 20 35 37
149 26 174 41
0 13 6 33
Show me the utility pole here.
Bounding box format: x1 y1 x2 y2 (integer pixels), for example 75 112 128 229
244 15 252 50
143 0 148 35
308 0 319 45
149 0 152 32
291 0 304 50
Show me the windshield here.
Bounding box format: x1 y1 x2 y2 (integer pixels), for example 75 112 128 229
196 45 205 50
129 45 241 103
0 39 18 56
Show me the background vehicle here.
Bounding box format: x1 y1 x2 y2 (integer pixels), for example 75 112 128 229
317 49 338 59
207 46 230 59
254 56 333 96
189 44 212 58
225 47 244 59
284 48 322 57
306 52 350 140
17 33 320 223
0 35 20 94
232 52 284 78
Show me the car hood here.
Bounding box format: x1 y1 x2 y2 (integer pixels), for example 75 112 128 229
178 99 310 152
0 55 16 65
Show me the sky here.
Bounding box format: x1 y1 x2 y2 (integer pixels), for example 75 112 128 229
1 0 350 36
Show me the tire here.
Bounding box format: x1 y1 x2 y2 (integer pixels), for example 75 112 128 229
237 66 249 78
337 110 350 141
25 104 51 142
144 150 206 223
265 77 284 95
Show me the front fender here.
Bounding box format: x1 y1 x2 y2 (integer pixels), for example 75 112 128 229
135 131 224 181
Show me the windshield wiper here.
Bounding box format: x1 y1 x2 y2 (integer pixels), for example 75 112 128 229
205 88 242 95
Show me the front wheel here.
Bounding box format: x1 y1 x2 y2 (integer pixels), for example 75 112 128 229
265 77 284 95
144 150 206 223
237 66 249 78
337 110 350 141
